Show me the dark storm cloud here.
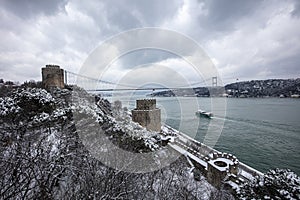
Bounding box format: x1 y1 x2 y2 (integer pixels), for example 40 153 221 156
291 0 300 17
0 0 67 18
199 0 262 32
71 0 182 35
102 0 182 27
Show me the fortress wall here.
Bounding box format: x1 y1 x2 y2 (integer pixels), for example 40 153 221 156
132 109 161 132
239 162 264 177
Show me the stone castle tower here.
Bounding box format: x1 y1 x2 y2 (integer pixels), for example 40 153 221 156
42 65 64 89
207 152 239 188
132 99 161 132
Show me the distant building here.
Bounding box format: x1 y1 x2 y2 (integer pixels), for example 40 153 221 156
132 99 161 132
41 65 64 89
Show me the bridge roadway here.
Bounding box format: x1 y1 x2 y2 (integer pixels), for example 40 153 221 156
160 125 264 185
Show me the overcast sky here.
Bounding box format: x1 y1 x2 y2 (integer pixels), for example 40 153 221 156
0 0 300 86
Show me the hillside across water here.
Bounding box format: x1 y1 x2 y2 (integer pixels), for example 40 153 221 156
150 78 300 98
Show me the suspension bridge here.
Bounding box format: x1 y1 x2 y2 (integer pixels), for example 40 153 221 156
64 70 220 92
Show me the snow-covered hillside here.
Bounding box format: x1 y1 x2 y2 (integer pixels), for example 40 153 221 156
1 87 228 199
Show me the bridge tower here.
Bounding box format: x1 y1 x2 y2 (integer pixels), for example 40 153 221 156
212 76 217 87
132 99 161 132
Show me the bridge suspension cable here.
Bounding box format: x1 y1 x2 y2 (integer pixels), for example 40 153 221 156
65 70 138 88
175 77 215 88
65 70 219 91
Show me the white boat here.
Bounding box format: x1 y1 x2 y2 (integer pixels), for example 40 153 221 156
196 109 213 118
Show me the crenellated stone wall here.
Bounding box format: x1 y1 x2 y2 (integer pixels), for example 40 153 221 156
207 152 239 188
136 99 157 110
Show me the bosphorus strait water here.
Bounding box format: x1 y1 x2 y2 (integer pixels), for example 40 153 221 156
109 95 300 175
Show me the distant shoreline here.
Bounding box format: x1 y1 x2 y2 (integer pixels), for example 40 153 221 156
150 78 300 98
